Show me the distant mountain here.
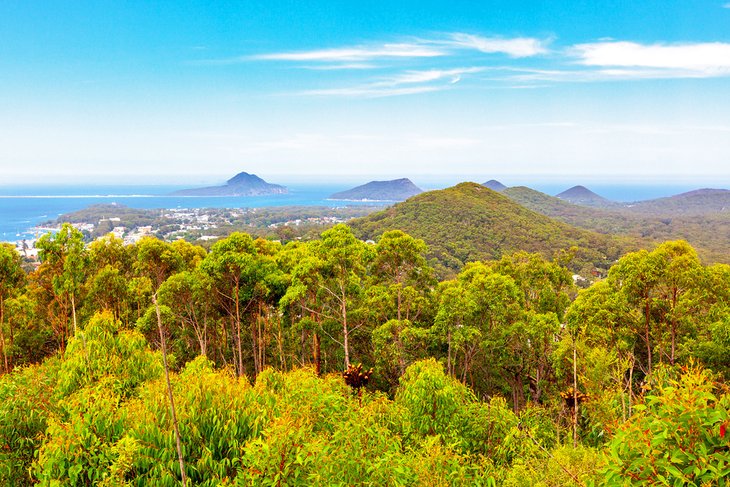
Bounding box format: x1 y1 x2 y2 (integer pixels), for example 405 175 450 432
482 180 507 192
556 185 614 208
503 186 648 235
351 182 621 274
329 178 423 201
502 185 730 265
625 188 730 216
172 172 288 196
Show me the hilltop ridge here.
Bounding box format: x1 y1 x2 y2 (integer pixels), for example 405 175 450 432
351 182 621 273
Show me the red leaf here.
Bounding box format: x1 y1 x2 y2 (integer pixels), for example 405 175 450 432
721 422 726 439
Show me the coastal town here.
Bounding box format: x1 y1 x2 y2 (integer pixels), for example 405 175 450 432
11 204 382 262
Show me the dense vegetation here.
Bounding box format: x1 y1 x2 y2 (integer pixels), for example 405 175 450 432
352 182 629 275
1 224 729 485
503 186 730 265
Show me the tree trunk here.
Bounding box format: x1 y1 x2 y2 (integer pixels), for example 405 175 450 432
313 331 321 375
447 329 453 377
153 294 188 487
644 295 652 375
235 283 243 377
573 336 578 448
342 292 350 369
251 314 259 377
0 299 7 373
71 293 77 335
670 287 678 365
395 324 406 376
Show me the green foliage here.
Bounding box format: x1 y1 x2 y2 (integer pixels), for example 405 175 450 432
396 358 474 438
57 311 162 398
3 222 730 485
127 357 266 485
0 359 60 486
352 182 621 275
34 383 128 486
604 364 730 485
502 445 605 486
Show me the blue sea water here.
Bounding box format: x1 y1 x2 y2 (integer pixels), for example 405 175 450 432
0 183 370 242
0 180 726 243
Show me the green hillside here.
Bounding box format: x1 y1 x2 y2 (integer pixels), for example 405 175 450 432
502 186 643 234
502 186 730 264
351 182 626 273
626 188 730 216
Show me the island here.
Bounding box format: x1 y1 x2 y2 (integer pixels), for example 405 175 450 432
329 178 423 201
482 179 507 192
172 172 288 196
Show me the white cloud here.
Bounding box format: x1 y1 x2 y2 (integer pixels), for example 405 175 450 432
302 63 379 70
298 85 441 98
296 67 483 98
724 2 730 8
445 33 549 57
572 41 730 77
388 67 484 84
501 66 720 83
250 33 549 67
253 43 446 62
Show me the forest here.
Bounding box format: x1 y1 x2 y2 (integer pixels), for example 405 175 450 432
1 223 729 485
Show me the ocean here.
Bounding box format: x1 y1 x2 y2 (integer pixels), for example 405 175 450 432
0 183 361 242
0 180 726 243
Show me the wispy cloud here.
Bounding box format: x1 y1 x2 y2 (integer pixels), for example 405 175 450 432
389 67 484 84
302 63 379 70
499 66 717 83
724 2 730 8
252 43 446 62
299 85 442 98
571 41 730 77
443 33 549 57
249 33 549 67
297 67 483 97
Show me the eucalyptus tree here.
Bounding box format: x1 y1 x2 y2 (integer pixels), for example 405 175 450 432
132 237 204 289
0 244 25 372
157 269 218 359
606 240 707 375
282 224 372 370
651 240 705 365
201 232 283 377
370 230 434 321
87 233 131 275
35 224 89 341
607 248 663 375
489 251 574 319
278 240 324 372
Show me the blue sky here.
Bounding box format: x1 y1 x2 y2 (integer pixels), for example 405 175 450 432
1 1 730 184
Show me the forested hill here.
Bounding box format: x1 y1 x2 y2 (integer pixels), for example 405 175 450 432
351 182 625 273
626 188 730 216
503 186 647 234
503 186 730 265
